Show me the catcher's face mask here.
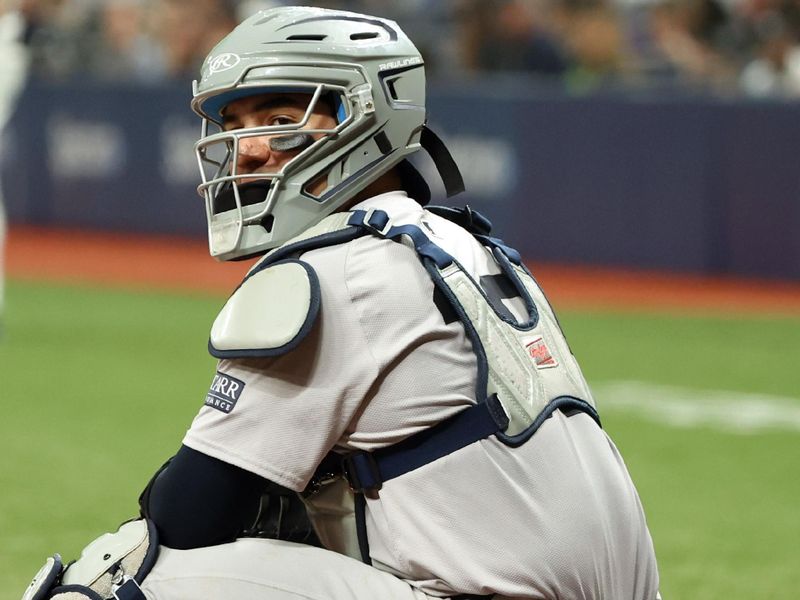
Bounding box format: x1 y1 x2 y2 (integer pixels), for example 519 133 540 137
195 85 347 259
192 5 463 261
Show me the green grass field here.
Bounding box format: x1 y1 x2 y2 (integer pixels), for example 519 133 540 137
2 280 799 599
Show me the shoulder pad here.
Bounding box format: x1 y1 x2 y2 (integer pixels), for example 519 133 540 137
209 259 321 359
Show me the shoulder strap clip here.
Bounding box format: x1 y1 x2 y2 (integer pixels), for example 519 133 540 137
342 452 383 493
347 208 391 236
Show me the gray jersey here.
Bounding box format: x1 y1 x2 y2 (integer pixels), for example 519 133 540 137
184 191 659 599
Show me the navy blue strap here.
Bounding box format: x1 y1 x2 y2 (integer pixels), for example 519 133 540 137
348 209 386 232
386 224 454 268
353 493 372 565
344 396 508 492
475 234 522 266
348 209 454 269
349 208 520 268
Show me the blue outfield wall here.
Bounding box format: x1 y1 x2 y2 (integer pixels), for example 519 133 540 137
2 79 799 280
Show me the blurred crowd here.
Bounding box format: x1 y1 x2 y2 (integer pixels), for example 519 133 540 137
2 0 800 97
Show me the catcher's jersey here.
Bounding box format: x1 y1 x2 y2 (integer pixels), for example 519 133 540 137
183 192 659 599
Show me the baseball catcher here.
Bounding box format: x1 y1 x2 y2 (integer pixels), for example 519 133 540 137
22 6 661 600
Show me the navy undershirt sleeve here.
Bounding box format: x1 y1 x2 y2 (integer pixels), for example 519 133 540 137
144 444 269 549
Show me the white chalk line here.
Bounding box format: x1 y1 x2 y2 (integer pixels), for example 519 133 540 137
591 381 800 434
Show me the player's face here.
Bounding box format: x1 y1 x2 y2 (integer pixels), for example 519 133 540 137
221 92 337 177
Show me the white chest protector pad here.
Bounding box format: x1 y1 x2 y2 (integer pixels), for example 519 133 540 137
208 212 357 359
209 259 320 358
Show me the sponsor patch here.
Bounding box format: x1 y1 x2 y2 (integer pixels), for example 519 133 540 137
205 371 245 414
526 336 558 369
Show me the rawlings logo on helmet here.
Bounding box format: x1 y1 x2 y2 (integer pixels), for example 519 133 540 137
208 53 241 74
378 56 423 71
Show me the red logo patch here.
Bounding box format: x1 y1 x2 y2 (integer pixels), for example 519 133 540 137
526 337 558 368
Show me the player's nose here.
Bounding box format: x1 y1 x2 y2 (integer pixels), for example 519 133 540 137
235 136 271 174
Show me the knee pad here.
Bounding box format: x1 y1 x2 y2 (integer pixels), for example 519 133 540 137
21 519 158 600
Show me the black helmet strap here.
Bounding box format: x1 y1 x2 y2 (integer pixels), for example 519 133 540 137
421 125 465 198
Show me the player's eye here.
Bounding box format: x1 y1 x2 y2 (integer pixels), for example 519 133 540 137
270 115 297 126
221 119 240 132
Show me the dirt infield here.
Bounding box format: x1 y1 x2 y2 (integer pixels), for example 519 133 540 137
7 225 800 315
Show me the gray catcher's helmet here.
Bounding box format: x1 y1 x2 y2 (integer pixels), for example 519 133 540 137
192 5 463 261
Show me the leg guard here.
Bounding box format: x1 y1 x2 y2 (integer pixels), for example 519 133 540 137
21 519 158 600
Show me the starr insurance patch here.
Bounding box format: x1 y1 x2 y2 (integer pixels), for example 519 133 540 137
205 371 245 414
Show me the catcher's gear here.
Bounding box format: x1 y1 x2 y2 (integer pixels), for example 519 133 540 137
217 203 601 564
21 555 62 600
192 5 463 260
209 259 320 358
21 519 158 600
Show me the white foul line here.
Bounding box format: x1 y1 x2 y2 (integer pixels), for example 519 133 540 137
592 381 800 434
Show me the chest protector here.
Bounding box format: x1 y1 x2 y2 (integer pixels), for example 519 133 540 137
209 205 600 564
